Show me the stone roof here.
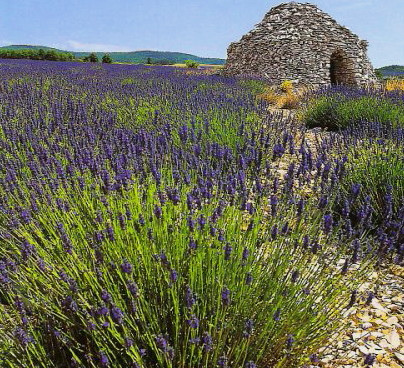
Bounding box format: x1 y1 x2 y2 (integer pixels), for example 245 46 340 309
223 2 378 86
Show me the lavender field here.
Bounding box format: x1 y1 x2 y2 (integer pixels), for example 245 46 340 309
0 59 402 367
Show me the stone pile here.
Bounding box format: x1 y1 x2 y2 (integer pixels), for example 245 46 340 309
223 2 378 86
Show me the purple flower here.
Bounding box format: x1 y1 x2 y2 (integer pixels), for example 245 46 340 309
124 337 134 348
318 195 328 209
61 295 78 312
111 306 124 324
187 315 199 328
273 308 281 321
365 291 374 306
245 361 256 368
99 352 109 367
221 287 231 306
101 290 112 303
364 353 375 366
87 322 96 331
21 240 36 261
310 354 319 363
323 214 333 234
245 272 253 285
121 260 133 274
170 269 178 283
271 224 278 240
341 259 349 275
188 239 197 250
155 335 168 352
127 281 139 297
224 243 232 260
286 334 294 349
273 142 285 159
202 332 213 351
243 319 254 338
352 239 360 263
217 355 228 367
185 286 196 309
14 327 33 347
153 205 162 219
106 225 115 241
270 195 278 216
242 247 250 261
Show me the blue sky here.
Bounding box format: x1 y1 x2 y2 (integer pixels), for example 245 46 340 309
0 0 402 67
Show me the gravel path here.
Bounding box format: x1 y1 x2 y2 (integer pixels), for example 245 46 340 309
267 109 403 367
311 265 403 368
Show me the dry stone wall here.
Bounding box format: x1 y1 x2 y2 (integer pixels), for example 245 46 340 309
223 2 378 86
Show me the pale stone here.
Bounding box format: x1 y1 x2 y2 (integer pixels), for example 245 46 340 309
388 330 401 349
387 316 399 325
372 299 389 312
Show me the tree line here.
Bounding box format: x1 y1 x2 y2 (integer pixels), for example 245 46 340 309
0 49 113 63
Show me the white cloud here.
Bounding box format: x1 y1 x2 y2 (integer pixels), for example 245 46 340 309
66 40 132 52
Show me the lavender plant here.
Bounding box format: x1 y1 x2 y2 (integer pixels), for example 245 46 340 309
0 59 400 367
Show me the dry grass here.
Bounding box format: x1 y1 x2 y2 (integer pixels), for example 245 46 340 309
385 78 404 91
258 81 307 109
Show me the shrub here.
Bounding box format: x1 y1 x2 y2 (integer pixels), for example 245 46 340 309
386 78 404 91
340 140 404 225
83 52 99 62
303 94 404 130
258 81 302 109
102 54 113 63
280 80 293 93
184 60 200 68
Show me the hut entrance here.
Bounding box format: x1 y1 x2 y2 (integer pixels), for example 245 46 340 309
330 50 356 85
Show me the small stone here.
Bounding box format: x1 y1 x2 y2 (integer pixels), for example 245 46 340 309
387 316 399 325
352 331 367 340
379 339 391 349
388 329 401 349
362 322 372 329
358 345 369 354
394 352 404 364
372 299 388 312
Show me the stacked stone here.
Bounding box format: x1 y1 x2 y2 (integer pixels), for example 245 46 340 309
223 2 378 86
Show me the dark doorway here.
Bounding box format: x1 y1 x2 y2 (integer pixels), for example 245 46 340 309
330 50 356 85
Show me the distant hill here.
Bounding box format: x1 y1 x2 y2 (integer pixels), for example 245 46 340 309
0 45 226 65
376 65 404 77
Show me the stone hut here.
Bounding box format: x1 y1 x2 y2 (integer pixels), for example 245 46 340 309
223 2 378 86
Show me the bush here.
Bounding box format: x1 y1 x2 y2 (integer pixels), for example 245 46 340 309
258 81 302 109
184 60 199 68
102 54 113 63
83 52 99 63
303 94 404 130
340 140 404 225
386 78 404 91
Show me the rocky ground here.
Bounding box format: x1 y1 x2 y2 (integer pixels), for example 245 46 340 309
312 265 403 368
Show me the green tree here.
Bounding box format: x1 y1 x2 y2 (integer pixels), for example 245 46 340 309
102 54 112 63
146 57 152 64
87 52 98 62
184 59 199 68
374 69 384 80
